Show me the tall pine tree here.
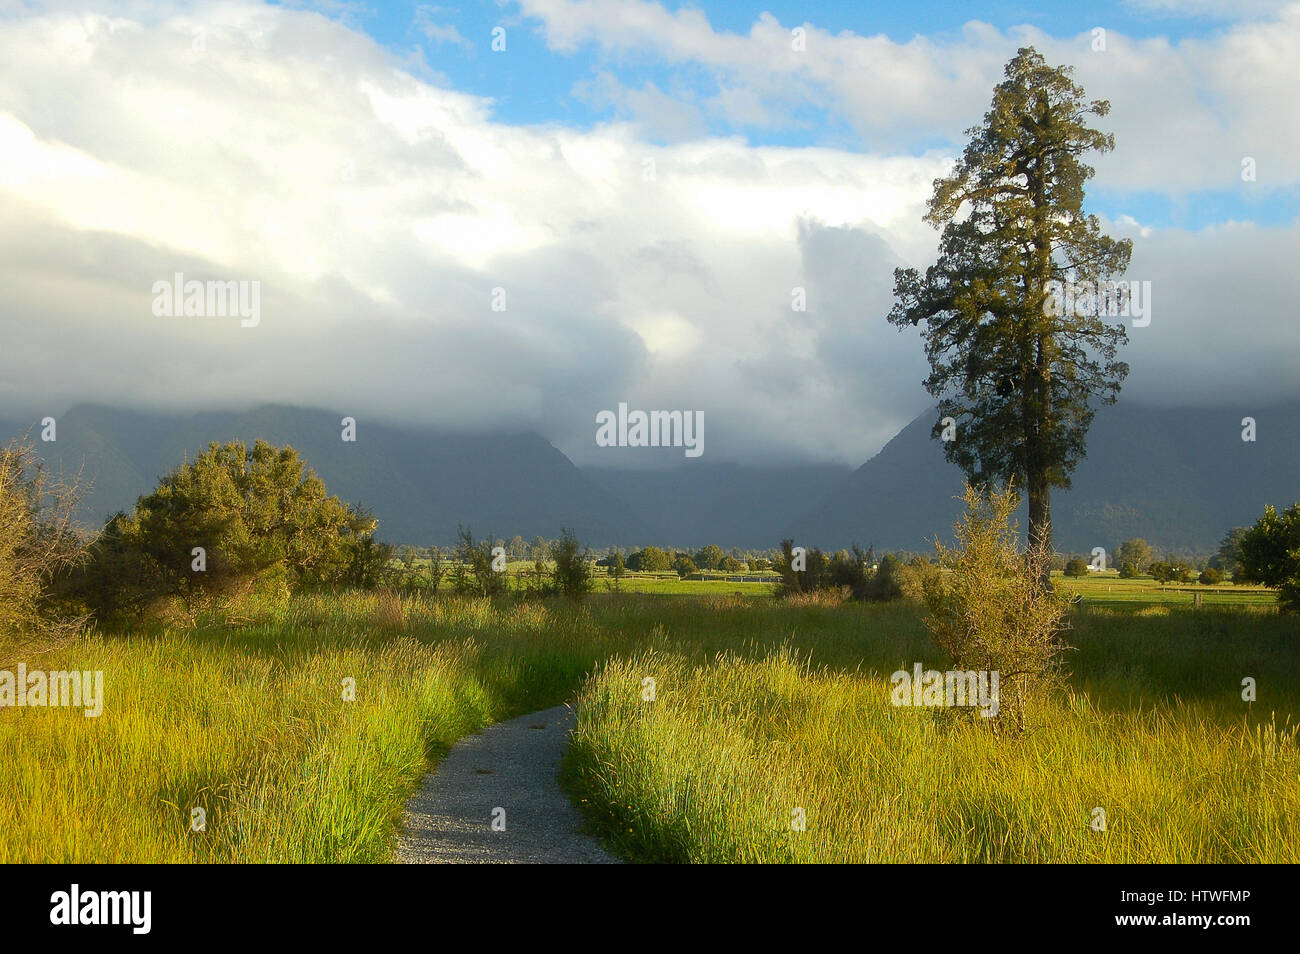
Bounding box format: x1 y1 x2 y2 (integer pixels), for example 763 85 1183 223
888 47 1132 578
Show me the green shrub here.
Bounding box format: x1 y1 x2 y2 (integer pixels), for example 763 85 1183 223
865 553 904 602
898 556 940 602
552 528 593 599
71 441 381 618
827 547 869 597
629 546 671 572
1149 561 1192 584
1237 503 1300 611
455 527 506 598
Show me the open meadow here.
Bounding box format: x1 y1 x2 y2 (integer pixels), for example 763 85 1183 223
1 579 1294 863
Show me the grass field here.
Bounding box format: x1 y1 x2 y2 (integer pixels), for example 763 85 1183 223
1055 572 1278 609
608 566 1279 606
606 574 778 596
414 559 1280 606
566 648 1299 862
0 582 1294 863
0 594 602 862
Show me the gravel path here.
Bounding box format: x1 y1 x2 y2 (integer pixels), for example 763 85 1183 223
394 704 619 864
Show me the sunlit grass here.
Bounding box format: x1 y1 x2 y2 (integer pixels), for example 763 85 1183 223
1056 572 1277 608
566 650 1300 863
0 588 1293 862
0 631 496 862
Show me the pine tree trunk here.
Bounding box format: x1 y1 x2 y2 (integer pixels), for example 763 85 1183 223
1028 473 1053 589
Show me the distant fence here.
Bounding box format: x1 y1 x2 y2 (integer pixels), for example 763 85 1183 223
684 573 781 583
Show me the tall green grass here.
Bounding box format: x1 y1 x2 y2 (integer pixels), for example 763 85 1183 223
566 649 1300 863
3 633 500 862
2 590 1293 862
0 592 608 862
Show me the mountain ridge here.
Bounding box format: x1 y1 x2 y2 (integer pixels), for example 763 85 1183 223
3 400 1295 553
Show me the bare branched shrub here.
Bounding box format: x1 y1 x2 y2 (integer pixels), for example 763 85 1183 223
0 438 89 645
921 482 1071 730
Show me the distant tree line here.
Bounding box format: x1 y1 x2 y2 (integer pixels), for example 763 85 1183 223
1055 533 1260 586
612 544 772 577
10 431 1300 636
392 527 593 600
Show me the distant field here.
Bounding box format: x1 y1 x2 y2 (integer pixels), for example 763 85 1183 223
616 569 1280 606
398 560 781 597
402 558 1279 608
605 573 778 596
1055 571 1278 609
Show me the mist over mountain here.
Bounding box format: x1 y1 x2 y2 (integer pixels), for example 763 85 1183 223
791 400 1300 555
0 405 654 547
3 401 1295 554
584 462 850 549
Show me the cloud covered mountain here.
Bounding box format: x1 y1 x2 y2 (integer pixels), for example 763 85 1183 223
5 401 1294 554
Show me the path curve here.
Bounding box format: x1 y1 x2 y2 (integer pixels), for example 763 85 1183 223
394 704 618 864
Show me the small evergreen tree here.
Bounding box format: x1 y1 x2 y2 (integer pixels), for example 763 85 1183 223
606 551 626 591
866 553 904 601
552 528 593 599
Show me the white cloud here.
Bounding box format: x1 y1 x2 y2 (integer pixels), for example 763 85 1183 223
414 4 471 48
516 0 1300 194
0 0 1295 469
572 71 708 142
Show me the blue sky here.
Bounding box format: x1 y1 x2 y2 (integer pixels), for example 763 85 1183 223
336 1 1255 126
285 0 1299 228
